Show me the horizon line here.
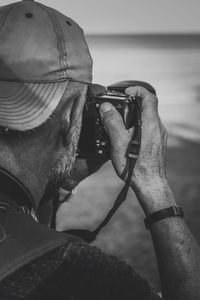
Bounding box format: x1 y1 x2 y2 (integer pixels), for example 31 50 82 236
86 32 200 36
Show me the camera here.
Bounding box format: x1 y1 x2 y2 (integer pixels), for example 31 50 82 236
77 80 156 160
77 83 137 159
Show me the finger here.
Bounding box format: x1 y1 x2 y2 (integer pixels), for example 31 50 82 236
125 86 158 119
100 102 130 178
99 102 126 144
125 86 154 98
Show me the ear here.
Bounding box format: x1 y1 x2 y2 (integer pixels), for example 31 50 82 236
60 99 74 147
60 89 87 147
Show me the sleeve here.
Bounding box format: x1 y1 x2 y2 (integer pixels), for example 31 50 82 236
0 240 162 300
60 241 162 300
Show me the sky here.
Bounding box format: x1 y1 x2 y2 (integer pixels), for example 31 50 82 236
1 0 200 34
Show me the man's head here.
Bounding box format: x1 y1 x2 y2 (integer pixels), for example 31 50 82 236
0 0 93 207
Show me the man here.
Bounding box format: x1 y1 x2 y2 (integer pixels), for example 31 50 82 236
0 1 200 299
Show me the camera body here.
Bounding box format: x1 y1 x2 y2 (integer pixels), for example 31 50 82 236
77 84 137 159
77 80 156 160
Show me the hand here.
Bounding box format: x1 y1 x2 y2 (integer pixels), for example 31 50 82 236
100 86 175 214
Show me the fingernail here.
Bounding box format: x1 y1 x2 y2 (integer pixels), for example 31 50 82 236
99 102 113 114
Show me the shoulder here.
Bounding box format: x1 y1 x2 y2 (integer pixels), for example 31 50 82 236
0 236 161 300
62 240 162 300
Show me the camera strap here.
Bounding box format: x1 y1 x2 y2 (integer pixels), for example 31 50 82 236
66 97 142 243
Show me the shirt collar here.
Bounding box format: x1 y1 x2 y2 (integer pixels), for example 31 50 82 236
0 167 34 212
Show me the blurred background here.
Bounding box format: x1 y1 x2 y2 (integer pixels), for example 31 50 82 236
3 0 200 291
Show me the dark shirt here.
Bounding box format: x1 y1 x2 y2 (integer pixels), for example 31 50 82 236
0 168 161 300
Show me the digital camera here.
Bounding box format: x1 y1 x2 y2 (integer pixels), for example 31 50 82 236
77 80 156 160
77 84 137 159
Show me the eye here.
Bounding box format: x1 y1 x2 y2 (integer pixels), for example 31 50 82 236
66 20 72 26
25 13 33 18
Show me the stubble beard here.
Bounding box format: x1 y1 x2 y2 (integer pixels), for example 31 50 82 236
47 120 81 191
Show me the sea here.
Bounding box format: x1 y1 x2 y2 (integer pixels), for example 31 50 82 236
57 35 200 290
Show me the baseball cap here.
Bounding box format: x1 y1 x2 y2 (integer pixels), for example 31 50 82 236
0 0 93 131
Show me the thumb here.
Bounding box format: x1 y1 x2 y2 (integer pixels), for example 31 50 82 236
99 102 131 179
99 102 125 143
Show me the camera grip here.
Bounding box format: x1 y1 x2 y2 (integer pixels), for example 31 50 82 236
107 80 156 96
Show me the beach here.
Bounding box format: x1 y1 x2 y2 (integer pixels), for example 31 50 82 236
57 35 200 290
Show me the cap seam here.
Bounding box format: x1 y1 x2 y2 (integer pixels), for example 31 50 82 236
0 78 68 83
34 2 61 80
0 83 43 111
0 78 91 84
0 7 9 32
53 12 68 77
0 84 37 106
0 3 19 33
0 83 52 116
0 84 27 100
19 82 60 124
0 82 60 124
36 3 67 80
49 12 65 78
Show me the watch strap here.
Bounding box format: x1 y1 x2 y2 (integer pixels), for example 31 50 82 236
144 206 184 230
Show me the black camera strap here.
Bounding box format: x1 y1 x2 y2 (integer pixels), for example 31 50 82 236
66 97 142 243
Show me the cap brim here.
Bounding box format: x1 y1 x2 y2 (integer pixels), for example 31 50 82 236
0 80 69 131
